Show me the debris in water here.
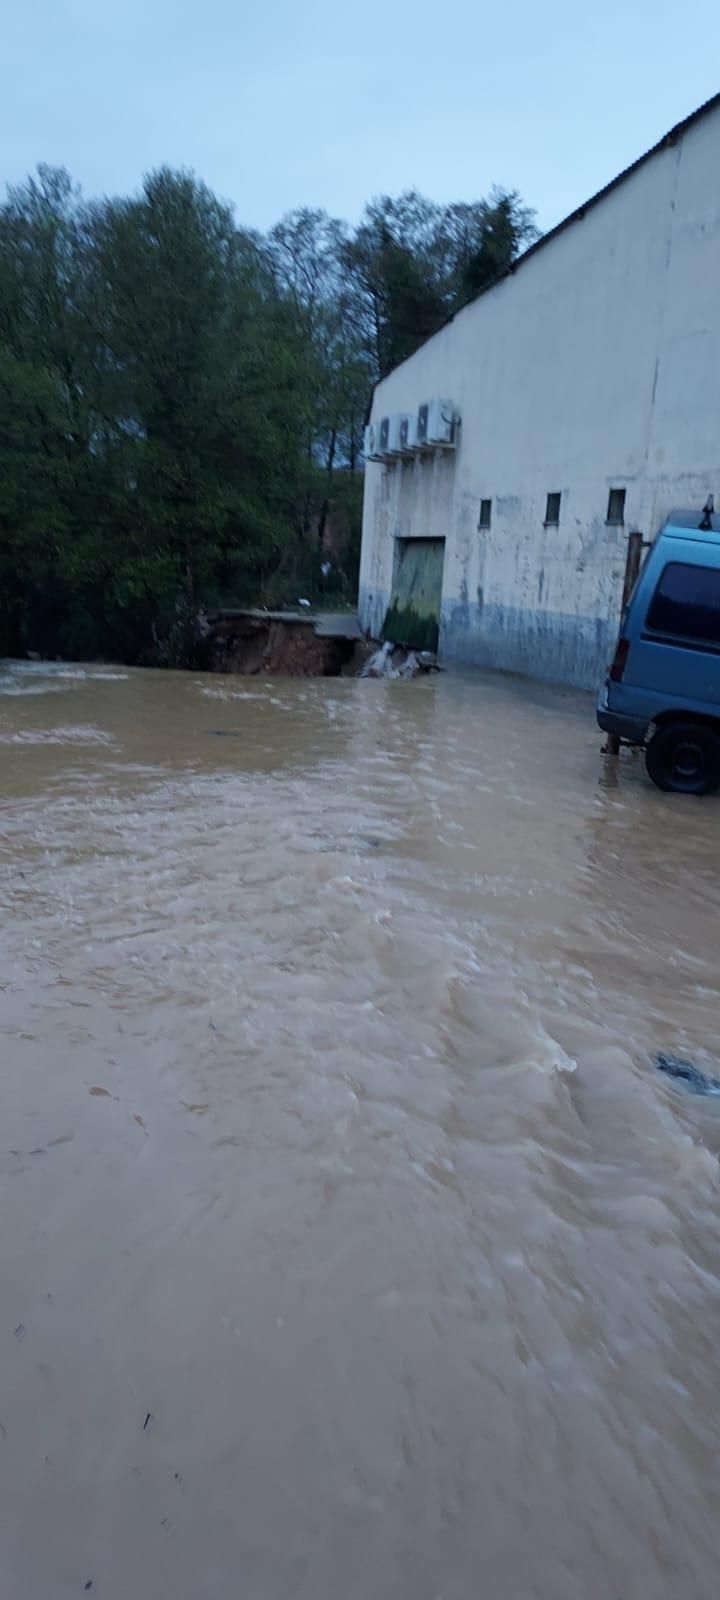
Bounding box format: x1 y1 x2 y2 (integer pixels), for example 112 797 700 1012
360 641 438 679
14 1323 25 1340
654 1053 720 1095
361 641 394 678
143 1412 153 1431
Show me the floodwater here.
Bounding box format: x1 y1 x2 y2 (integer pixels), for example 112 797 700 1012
1 659 719 1600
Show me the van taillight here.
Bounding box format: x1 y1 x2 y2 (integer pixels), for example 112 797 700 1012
609 637 630 682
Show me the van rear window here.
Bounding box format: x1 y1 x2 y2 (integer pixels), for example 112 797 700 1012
646 562 720 644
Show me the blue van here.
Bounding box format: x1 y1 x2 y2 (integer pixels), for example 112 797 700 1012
597 505 720 793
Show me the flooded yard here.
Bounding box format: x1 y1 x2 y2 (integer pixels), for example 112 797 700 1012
1 660 719 1599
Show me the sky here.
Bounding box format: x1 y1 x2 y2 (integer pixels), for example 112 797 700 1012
2 1 720 236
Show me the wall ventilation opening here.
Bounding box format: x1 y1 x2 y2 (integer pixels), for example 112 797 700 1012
545 492 561 525
607 487 626 525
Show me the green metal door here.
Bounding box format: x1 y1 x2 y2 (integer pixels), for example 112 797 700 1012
382 538 445 652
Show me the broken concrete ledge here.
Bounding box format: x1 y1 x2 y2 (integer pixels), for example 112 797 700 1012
195 608 370 677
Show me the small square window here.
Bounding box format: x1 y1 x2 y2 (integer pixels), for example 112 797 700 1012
478 498 492 530
607 487 626 525
545 492 561 525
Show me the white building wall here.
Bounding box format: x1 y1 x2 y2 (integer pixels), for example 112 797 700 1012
359 106 720 687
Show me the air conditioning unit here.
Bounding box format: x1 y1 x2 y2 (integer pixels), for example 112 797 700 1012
386 415 405 455
417 399 457 448
399 414 419 452
377 415 403 458
363 422 383 461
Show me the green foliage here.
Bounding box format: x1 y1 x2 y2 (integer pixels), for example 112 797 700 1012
0 165 536 664
340 188 538 379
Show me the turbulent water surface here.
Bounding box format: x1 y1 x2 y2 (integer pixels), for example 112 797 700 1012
1 659 719 1600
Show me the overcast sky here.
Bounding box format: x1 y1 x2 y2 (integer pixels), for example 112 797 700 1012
3 1 719 234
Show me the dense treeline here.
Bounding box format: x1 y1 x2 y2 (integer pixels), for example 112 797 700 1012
0 165 536 664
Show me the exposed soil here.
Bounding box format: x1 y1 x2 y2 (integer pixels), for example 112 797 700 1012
195 611 369 676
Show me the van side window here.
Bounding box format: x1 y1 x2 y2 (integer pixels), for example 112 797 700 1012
646 563 720 644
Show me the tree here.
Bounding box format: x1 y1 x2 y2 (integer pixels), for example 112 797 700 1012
443 188 539 302
90 168 307 655
0 166 311 660
0 165 538 662
0 166 105 655
343 188 539 380
270 208 370 582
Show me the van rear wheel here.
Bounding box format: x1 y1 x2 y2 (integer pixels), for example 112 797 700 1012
645 720 720 794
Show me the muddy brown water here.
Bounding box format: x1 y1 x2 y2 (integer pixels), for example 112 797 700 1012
1 659 720 1600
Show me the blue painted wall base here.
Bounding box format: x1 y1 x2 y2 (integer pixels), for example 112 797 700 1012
360 588 615 691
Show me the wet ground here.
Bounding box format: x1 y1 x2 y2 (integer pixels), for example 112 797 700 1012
1 659 719 1599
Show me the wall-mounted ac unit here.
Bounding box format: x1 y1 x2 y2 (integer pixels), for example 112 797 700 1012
399 414 419 452
364 422 383 461
376 415 405 458
417 399 457 448
386 415 405 455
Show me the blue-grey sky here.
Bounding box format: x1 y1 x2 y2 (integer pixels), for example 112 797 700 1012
3 1 719 234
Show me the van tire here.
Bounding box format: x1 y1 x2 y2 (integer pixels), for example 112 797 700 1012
645 720 720 794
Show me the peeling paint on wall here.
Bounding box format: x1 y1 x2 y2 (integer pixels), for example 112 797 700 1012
441 599 618 688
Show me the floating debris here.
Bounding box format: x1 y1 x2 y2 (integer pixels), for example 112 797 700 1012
654 1053 720 1096
360 642 439 679
361 641 395 678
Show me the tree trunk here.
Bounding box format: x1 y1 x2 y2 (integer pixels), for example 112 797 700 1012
317 429 337 555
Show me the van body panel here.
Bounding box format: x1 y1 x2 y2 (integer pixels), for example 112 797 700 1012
597 510 720 745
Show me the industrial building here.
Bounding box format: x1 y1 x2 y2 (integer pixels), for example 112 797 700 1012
359 94 720 688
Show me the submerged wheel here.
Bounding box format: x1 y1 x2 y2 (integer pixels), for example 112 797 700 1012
645 720 720 795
